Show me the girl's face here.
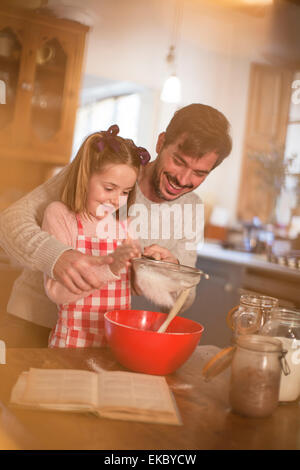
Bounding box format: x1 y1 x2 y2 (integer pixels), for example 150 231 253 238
86 164 137 219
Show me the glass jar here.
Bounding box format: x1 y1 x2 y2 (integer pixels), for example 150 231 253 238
227 294 279 338
260 308 300 402
229 335 288 418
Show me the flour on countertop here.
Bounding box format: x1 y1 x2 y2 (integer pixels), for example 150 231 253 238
170 383 193 390
86 358 107 374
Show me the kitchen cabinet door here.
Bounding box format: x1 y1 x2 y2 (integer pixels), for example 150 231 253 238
24 25 85 164
184 257 242 347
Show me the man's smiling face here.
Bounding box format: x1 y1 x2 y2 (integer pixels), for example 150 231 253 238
151 133 219 202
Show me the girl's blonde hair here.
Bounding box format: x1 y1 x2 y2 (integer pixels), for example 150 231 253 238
61 127 146 217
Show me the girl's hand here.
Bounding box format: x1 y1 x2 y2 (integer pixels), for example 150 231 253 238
123 234 142 258
126 218 142 257
110 243 140 276
143 245 179 264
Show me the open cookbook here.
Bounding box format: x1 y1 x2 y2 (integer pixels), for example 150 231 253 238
10 368 181 425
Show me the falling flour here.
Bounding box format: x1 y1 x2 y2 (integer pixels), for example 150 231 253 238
134 265 192 308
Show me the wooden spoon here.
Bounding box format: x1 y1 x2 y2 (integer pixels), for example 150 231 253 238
157 288 192 334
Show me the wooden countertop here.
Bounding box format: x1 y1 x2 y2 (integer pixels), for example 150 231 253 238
0 346 299 450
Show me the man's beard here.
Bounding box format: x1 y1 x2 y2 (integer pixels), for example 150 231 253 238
151 162 193 202
151 163 169 201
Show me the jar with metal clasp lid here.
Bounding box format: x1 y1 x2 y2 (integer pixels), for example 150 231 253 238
259 308 300 402
202 335 289 418
227 294 279 338
229 335 289 418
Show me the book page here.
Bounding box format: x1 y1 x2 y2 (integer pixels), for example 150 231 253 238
97 371 181 424
22 369 99 408
10 372 28 405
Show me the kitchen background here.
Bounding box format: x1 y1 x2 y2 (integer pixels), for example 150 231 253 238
0 0 299 346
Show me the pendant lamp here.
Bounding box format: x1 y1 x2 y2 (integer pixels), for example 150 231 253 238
160 0 183 104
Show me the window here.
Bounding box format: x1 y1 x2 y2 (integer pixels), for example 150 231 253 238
71 93 141 160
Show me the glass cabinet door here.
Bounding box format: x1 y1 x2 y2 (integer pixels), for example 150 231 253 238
26 24 81 164
0 11 87 164
31 35 67 142
0 23 23 139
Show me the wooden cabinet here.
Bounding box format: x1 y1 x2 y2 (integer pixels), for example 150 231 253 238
0 7 89 165
185 257 241 347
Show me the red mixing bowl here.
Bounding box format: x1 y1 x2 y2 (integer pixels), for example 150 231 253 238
104 309 204 375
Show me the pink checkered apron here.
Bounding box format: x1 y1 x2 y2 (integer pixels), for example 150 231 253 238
49 214 131 348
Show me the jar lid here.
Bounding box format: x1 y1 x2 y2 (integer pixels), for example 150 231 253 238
202 346 235 380
269 308 300 326
240 294 279 309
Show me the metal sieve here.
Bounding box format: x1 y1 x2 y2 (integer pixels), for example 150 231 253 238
131 257 209 308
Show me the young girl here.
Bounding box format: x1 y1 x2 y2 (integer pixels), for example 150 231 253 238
42 125 150 348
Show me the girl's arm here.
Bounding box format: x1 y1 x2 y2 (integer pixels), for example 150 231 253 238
42 202 119 305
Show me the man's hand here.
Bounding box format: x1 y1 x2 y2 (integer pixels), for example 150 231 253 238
143 245 179 264
53 250 113 294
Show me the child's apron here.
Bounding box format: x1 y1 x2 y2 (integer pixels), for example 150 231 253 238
49 214 131 348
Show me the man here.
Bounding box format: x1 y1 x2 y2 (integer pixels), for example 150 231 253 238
0 104 232 346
